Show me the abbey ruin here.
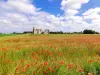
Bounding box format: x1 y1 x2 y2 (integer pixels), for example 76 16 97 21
33 27 50 34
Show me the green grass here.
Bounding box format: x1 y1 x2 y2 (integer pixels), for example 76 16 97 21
0 34 21 37
0 34 100 75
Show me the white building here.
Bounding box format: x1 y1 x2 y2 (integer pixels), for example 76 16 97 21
44 29 50 34
33 27 42 34
33 27 49 34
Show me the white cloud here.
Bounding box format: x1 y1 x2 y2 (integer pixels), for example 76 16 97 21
1 0 37 14
0 0 100 33
82 7 100 31
83 7 100 24
61 0 89 16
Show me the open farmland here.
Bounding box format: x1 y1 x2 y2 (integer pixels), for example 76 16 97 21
0 34 100 75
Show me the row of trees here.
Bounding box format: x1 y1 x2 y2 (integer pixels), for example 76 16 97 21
11 29 99 34
49 29 99 34
83 29 99 34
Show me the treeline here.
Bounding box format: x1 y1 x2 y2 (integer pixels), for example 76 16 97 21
50 31 63 34
1 29 98 34
83 29 99 34
49 29 99 34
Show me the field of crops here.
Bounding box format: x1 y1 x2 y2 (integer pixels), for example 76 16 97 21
0 34 100 75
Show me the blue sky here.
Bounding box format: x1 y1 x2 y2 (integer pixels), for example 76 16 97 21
34 0 100 16
0 0 100 33
78 0 100 15
33 0 63 15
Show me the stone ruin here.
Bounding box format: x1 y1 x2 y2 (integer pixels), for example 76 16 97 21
33 27 49 34
43 29 50 34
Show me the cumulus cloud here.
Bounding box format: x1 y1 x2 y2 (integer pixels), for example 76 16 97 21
82 7 100 31
61 0 89 16
0 0 37 14
83 8 100 22
0 0 100 33
0 0 38 33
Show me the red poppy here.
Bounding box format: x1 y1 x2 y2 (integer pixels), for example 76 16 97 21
78 69 83 73
48 67 52 71
44 71 47 74
73 50 76 53
22 69 25 72
55 65 59 69
34 71 37 75
68 64 73 70
52 70 55 73
44 62 48 65
88 73 92 75
88 60 93 63
60 61 64 64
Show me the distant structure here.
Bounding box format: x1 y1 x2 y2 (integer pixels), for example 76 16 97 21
23 27 49 34
23 31 32 34
33 28 42 34
38 29 42 34
44 29 50 34
33 27 49 34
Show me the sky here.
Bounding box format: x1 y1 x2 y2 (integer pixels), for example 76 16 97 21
0 0 100 33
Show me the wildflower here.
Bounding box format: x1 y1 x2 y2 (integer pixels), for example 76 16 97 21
35 61 38 64
20 60 24 63
2 48 7 51
55 65 59 69
75 64 79 68
68 64 73 70
32 52 35 56
52 70 55 73
6 60 12 64
33 71 37 75
88 60 93 63
0 56 3 59
26 64 30 68
78 68 83 73
97 58 100 60
94 72 97 74
44 62 48 65
15 67 19 72
44 71 47 74
88 73 92 75
73 50 76 53
21 68 25 72
60 61 64 64
48 67 52 71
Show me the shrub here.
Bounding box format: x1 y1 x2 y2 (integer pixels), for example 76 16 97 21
83 29 99 34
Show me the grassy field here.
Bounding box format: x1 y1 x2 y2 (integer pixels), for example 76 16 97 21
0 34 100 75
0 34 22 37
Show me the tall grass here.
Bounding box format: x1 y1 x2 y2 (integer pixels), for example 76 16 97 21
0 34 100 75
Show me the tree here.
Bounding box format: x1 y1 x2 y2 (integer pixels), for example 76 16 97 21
83 29 99 34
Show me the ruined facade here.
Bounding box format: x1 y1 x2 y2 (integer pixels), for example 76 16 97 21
33 27 49 34
33 28 42 34
44 29 50 34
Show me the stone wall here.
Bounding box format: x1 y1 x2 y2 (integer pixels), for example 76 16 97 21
33 28 42 34
44 29 50 34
